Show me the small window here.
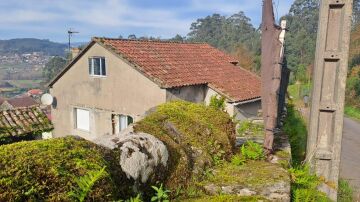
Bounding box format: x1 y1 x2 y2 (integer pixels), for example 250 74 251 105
88 57 106 76
75 108 90 131
112 114 133 134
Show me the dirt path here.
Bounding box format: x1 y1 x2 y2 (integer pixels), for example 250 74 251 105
340 117 360 201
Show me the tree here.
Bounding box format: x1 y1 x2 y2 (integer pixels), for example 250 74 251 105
43 56 67 82
128 34 137 39
233 44 254 71
187 12 261 72
170 34 185 42
282 0 319 73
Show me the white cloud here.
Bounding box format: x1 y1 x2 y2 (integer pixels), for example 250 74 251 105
0 0 293 41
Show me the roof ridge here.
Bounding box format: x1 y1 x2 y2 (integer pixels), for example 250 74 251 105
92 37 208 45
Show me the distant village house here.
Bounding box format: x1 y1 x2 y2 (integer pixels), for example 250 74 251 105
48 38 261 140
0 96 39 111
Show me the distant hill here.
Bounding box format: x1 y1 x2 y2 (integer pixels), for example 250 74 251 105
0 38 67 56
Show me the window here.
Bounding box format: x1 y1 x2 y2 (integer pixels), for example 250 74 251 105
88 57 106 76
75 108 90 131
112 114 133 134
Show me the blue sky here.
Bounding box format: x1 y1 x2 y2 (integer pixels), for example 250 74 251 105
0 0 293 43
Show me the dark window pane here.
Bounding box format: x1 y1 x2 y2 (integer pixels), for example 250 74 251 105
88 58 92 74
101 58 106 75
127 116 133 125
94 58 101 75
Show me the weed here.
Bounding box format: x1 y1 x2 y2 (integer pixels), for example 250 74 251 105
230 154 246 166
289 165 331 202
151 184 170 202
241 141 265 160
209 95 226 111
68 166 107 202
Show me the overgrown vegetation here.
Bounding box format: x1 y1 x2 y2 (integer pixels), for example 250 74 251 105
209 95 226 111
283 104 307 165
289 166 331 202
0 137 123 201
69 166 107 202
134 101 236 193
240 141 265 161
337 179 354 202
237 120 264 137
344 105 360 121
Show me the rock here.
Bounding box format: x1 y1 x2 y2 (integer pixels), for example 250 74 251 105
95 132 169 184
268 193 290 201
238 188 257 196
220 185 256 196
204 184 220 195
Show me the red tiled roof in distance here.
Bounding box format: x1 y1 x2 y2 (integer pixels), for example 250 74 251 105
97 38 261 102
27 89 43 95
0 106 53 137
7 96 39 108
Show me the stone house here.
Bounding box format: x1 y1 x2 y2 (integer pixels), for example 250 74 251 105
48 38 261 140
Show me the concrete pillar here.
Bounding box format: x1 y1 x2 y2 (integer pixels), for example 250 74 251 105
307 0 353 200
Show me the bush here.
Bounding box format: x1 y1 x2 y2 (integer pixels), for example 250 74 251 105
134 101 236 192
0 137 123 201
209 95 226 111
240 141 265 160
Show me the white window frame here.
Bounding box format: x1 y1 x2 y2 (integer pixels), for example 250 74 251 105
74 108 90 132
89 57 106 77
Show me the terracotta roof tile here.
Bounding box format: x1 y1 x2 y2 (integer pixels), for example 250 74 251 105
98 38 260 102
7 96 39 108
0 106 53 138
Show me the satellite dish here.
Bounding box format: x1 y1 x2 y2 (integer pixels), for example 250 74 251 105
41 93 53 106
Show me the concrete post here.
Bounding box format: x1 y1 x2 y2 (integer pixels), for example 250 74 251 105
307 0 353 200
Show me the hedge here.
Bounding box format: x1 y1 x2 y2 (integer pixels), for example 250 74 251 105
0 136 124 201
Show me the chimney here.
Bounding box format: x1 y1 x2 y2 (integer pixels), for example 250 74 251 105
71 48 80 59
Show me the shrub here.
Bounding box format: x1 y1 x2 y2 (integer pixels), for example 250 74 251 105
209 95 226 111
241 141 265 160
0 137 123 201
134 101 236 192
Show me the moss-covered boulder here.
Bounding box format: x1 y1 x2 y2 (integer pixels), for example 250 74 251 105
134 101 236 191
0 137 127 201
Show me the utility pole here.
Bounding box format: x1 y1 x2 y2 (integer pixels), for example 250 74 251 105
261 0 286 152
307 0 353 200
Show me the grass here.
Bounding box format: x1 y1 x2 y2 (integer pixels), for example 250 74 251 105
7 79 43 88
181 195 269 202
344 105 360 121
338 179 354 202
200 161 289 189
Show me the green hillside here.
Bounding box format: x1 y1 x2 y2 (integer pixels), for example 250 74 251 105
0 38 67 56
